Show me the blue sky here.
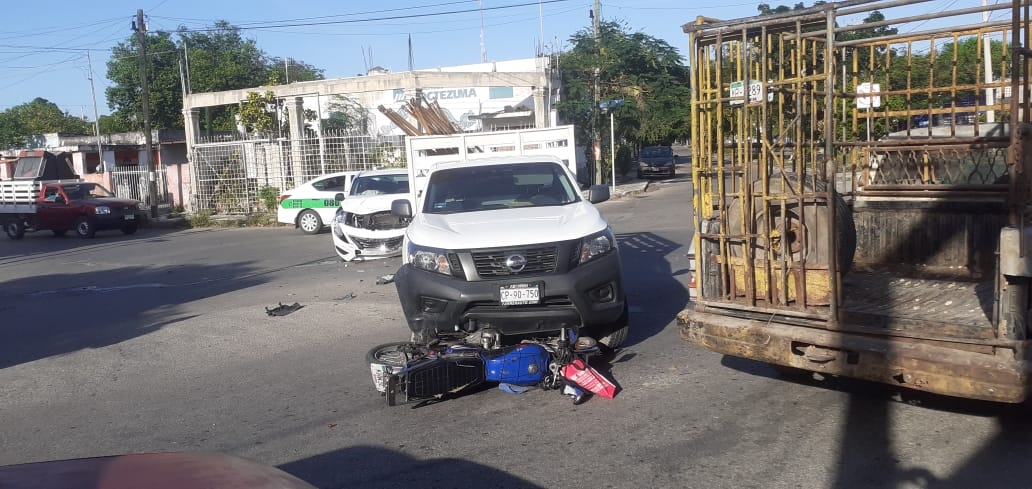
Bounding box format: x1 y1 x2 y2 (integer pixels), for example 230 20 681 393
0 0 970 119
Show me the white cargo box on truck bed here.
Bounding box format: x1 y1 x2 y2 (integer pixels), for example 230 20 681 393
0 180 43 213
404 125 577 202
0 179 83 214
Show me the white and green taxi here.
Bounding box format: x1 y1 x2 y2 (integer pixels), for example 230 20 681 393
277 171 362 234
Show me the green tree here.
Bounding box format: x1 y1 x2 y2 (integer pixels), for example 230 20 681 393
106 30 181 130
323 95 371 134
555 21 690 148
105 21 324 133
0 98 91 148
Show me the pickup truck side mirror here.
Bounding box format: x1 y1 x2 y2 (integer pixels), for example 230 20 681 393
587 185 610 204
334 192 346 202
391 199 413 218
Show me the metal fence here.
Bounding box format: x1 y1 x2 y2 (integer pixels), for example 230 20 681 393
191 130 406 213
109 166 172 212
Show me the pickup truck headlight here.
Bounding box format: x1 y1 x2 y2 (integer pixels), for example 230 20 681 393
94 206 111 215
408 242 453 276
577 227 615 264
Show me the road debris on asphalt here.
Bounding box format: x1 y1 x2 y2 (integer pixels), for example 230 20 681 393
265 302 304 316
376 274 395 285
335 293 357 301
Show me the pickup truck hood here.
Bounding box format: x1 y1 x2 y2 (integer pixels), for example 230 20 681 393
407 202 607 249
339 194 397 215
641 156 674 166
82 198 140 207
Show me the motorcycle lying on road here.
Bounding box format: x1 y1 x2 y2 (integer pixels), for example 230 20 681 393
367 329 615 407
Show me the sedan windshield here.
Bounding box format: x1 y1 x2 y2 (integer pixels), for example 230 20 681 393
349 174 409 197
423 162 579 214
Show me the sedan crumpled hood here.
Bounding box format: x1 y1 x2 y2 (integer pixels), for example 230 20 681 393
338 194 400 215
407 202 607 250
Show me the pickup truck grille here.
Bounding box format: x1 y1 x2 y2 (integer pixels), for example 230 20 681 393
472 246 558 277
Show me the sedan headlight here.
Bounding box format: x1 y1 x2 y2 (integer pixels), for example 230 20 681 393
408 242 454 276
577 227 615 265
333 208 348 223
94 206 111 215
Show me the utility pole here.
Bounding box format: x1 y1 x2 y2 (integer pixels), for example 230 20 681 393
591 0 601 186
135 9 158 218
86 52 103 175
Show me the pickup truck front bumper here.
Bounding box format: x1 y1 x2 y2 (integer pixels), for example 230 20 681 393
679 306 1032 403
395 250 625 338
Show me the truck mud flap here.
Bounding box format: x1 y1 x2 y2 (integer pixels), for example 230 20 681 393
678 308 1032 403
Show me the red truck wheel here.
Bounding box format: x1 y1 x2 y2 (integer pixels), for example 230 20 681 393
75 217 97 238
4 220 25 240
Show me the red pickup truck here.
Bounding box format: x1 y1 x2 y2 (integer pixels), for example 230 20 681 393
0 151 144 239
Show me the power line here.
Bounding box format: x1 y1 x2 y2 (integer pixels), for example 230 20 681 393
227 5 584 38
150 0 483 26
173 0 576 33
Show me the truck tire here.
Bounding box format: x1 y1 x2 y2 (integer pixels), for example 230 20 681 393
726 171 855 274
121 223 138 235
588 302 630 349
5 219 25 240
297 209 323 235
75 216 97 238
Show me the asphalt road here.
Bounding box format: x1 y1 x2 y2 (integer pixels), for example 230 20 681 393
2 176 1031 489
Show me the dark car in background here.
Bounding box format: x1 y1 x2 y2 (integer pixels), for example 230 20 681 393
636 146 676 179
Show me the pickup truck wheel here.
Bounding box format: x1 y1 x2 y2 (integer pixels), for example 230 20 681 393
121 223 138 235
75 217 97 238
588 302 630 349
5 220 25 240
297 210 323 235
52 229 68 237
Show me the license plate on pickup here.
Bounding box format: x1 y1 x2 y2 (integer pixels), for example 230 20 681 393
124 214 135 221
499 283 541 305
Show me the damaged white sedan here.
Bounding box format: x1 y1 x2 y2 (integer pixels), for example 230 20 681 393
331 169 411 261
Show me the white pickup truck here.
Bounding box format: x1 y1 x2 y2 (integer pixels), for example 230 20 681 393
390 126 629 349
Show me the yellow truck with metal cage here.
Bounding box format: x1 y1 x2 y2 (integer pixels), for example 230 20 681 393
678 0 1032 402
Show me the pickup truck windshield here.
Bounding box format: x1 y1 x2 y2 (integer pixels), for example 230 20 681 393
641 146 672 158
349 174 409 197
422 162 579 214
61 183 115 200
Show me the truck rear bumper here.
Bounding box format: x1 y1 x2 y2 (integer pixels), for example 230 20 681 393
678 307 1031 403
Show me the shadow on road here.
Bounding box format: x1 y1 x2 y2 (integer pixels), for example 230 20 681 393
616 232 689 348
0 259 268 369
279 445 544 489
720 355 1032 488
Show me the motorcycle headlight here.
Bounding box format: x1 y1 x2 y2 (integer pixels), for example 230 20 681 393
94 206 111 215
408 242 453 276
577 227 615 265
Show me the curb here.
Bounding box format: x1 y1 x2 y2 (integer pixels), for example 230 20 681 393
145 217 190 229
